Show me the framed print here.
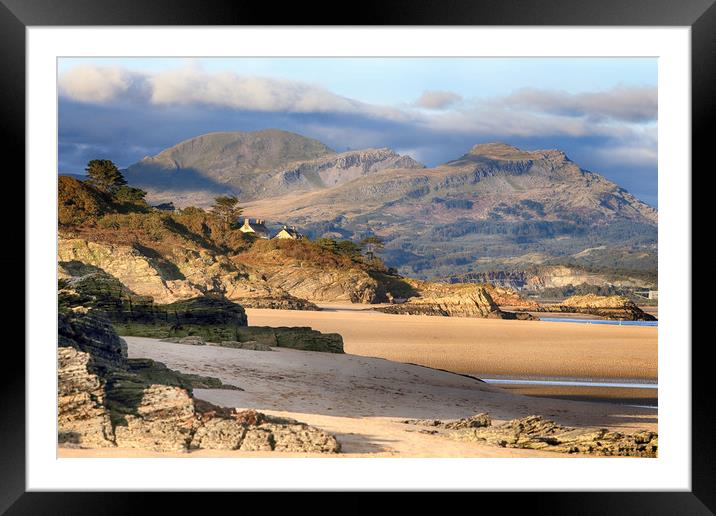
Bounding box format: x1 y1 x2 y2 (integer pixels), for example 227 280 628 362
4 0 710 511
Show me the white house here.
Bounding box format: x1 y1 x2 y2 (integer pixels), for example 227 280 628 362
274 225 303 240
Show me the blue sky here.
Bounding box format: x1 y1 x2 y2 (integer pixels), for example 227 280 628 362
58 57 658 206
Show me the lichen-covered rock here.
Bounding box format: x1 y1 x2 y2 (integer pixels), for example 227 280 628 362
214 340 273 351
377 282 505 318
178 336 206 345
268 423 341 453
239 428 275 451
191 418 247 450
444 413 492 430
160 336 207 345
484 285 543 311
58 310 126 366
274 328 344 353
402 413 491 430
112 384 197 452
190 407 340 453
555 294 656 321
57 347 115 447
59 268 249 336
219 326 344 353
58 238 203 304
448 415 657 457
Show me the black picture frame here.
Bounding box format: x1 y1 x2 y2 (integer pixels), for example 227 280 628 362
2 0 707 511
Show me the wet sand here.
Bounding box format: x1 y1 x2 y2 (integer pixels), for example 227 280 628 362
492 384 657 406
245 304 658 381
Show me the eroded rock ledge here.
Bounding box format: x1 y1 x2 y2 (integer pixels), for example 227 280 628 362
402 413 657 457
552 294 656 321
59 270 344 353
377 282 537 319
58 310 340 453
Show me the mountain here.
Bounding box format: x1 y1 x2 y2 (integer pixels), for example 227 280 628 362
124 131 657 280
124 129 424 206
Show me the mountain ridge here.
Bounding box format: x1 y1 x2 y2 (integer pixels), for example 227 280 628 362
119 130 656 279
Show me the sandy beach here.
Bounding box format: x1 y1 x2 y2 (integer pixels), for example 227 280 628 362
60 304 657 458
246 304 658 380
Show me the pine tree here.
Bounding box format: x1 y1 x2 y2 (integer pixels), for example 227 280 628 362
211 195 242 230
85 159 127 194
360 235 384 260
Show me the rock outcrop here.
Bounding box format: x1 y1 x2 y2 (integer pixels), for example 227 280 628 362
59 272 250 341
231 326 344 353
401 413 657 457
553 294 656 321
215 341 273 351
402 413 492 430
59 238 202 304
483 285 543 311
59 238 320 310
255 264 381 303
59 270 344 353
450 415 657 457
170 246 321 310
58 310 340 453
377 281 535 319
58 346 116 447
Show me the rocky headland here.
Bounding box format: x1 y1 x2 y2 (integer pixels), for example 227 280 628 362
58 236 320 310
58 234 535 321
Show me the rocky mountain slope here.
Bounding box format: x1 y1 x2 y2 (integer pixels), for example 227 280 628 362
447 265 656 292
124 129 424 206
123 131 657 281
242 142 657 279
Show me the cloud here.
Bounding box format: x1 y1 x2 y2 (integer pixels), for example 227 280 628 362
499 86 657 123
414 90 463 110
59 64 411 122
59 65 151 103
147 66 358 113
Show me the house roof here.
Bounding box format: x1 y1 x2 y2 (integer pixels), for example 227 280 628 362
249 223 269 233
277 226 301 238
240 218 270 235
